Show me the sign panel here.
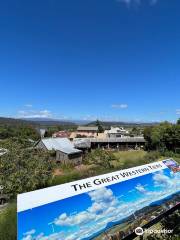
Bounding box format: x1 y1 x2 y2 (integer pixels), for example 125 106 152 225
17 160 180 240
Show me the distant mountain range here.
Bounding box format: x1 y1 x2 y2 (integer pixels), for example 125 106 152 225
0 117 159 128
23 117 78 126
87 120 159 128
0 117 37 126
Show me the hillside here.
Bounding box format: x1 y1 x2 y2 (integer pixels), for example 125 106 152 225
0 117 37 126
87 120 159 128
24 118 77 126
0 117 77 128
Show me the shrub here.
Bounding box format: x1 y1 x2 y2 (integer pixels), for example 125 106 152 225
144 151 161 162
0 202 17 240
84 149 116 169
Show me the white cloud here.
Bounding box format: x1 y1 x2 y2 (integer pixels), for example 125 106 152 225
176 109 180 115
111 104 128 109
153 171 174 188
24 104 33 108
22 235 33 240
24 229 36 236
22 230 36 240
135 184 147 194
18 109 52 118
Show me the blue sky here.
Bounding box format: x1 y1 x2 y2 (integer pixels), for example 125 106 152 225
0 0 180 122
18 168 180 240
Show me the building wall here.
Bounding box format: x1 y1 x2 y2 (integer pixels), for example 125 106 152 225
35 141 47 150
56 151 82 165
76 131 97 137
108 133 122 138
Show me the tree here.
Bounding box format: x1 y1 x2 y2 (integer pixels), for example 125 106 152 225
95 120 104 133
84 149 115 169
0 124 39 140
144 121 180 153
131 127 141 136
177 118 180 125
0 139 54 198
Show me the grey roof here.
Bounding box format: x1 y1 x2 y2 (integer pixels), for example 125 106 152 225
77 126 98 131
41 138 82 154
88 137 145 143
73 138 91 148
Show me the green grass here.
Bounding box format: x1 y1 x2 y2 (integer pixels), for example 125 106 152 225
112 150 163 169
50 151 161 186
50 150 168 186
113 150 147 168
0 202 17 240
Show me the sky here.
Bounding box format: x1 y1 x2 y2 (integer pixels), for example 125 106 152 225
18 168 180 240
0 0 180 122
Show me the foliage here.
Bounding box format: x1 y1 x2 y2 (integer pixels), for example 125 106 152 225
0 202 17 240
130 127 142 136
143 151 161 162
44 125 76 137
84 149 115 169
0 124 39 140
144 122 180 152
0 139 54 198
113 150 150 169
95 120 104 133
76 134 87 138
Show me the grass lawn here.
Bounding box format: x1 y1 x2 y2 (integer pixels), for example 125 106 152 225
0 202 17 240
113 150 148 168
50 150 164 186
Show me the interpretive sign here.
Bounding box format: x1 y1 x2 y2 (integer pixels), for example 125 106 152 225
18 159 180 240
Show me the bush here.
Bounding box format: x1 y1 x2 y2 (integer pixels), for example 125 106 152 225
144 151 161 162
0 203 17 240
84 149 116 169
0 140 55 198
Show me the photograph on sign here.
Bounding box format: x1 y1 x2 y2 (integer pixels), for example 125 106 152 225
18 160 180 240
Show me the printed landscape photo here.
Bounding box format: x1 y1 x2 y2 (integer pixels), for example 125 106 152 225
18 168 180 240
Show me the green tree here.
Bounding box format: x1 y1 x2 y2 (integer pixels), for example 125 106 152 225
0 124 39 140
95 120 104 133
0 140 54 198
177 118 180 125
131 127 141 136
144 121 180 153
84 149 115 169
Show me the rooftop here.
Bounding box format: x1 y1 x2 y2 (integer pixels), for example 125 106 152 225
77 126 98 131
40 138 81 154
87 137 145 143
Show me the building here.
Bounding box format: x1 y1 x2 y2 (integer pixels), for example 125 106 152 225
52 131 70 138
76 126 98 138
35 138 82 165
88 137 145 150
72 136 145 150
104 127 129 138
73 138 91 150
